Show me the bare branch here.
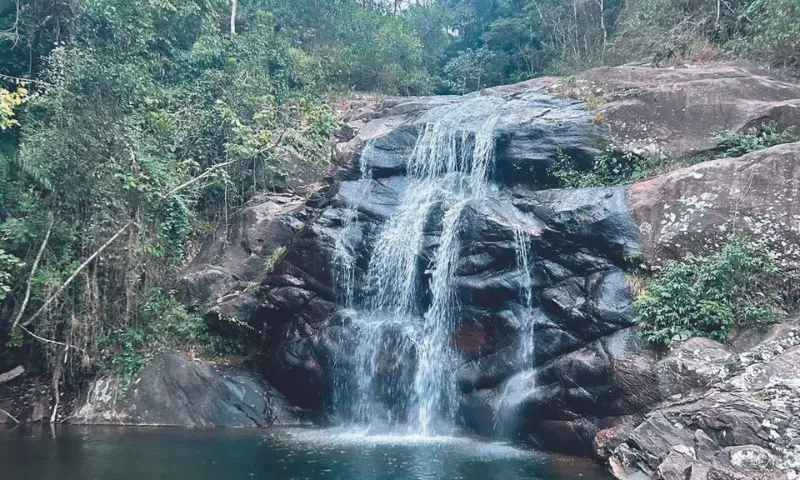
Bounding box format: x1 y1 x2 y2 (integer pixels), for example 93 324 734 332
230 0 237 36
163 159 238 198
0 407 19 424
19 325 87 354
16 131 287 337
22 222 133 328
0 73 55 87
11 219 54 329
0 366 24 384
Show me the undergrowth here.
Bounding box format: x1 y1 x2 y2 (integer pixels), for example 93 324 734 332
713 122 799 159
634 237 794 347
548 146 665 188
98 288 246 388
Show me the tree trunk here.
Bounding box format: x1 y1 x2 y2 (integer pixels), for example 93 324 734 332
230 0 237 36
597 0 607 56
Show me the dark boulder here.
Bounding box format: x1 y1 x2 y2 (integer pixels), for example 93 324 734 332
177 193 308 334
73 352 305 427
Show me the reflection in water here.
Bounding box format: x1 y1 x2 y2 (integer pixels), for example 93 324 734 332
0 426 611 480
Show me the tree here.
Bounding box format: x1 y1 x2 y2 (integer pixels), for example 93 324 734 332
442 46 505 93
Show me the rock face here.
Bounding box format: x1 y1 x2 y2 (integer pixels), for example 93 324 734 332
73 352 304 427
605 319 800 480
628 141 800 266
456 188 642 445
578 64 800 158
178 193 309 332
249 84 641 433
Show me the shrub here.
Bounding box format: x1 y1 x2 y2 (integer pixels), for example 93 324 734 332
548 146 662 188
263 246 286 273
713 122 799 158
0 248 24 301
442 47 507 94
727 0 800 69
99 288 245 379
635 237 786 346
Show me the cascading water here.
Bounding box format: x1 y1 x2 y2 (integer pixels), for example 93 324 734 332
333 97 534 436
333 142 374 309
492 221 537 434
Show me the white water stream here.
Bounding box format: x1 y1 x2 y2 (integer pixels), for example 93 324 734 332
334 97 536 435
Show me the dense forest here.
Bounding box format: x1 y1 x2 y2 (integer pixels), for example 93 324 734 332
1 0 798 394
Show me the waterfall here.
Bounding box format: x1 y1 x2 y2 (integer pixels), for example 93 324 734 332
513 222 535 368
333 142 374 309
333 97 532 436
491 222 537 435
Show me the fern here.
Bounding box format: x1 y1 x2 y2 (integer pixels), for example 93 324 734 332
1 153 52 191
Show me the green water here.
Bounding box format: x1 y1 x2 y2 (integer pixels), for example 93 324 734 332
0 426 611 479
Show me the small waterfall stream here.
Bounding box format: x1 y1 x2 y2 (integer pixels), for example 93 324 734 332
334 98 535 436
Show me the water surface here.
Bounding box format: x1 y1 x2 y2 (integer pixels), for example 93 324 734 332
0 426 611 480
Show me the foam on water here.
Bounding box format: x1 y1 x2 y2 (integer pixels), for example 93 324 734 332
278 427 539 460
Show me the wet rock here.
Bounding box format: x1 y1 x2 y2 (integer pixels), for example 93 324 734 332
493 95 603 186
250 89 637 414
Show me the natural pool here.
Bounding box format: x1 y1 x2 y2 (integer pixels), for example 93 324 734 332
0 425 611 479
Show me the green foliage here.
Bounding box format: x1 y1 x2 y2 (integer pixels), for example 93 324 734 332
263 0 433 94
0 87 27 131
635 237 786 346
263 245 285 273
548 146 662 188
729 0 800 69
154 196 192 262
713 122 799 158
102 328 150 379
442 47 506 94
99 288 243 379
0 248 24 300
603 0 800 70
0 0 341 381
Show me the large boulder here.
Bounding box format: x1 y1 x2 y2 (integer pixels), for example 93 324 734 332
576 64 800 158
627 141 800 266
72 352 305 427
178 193 309 332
